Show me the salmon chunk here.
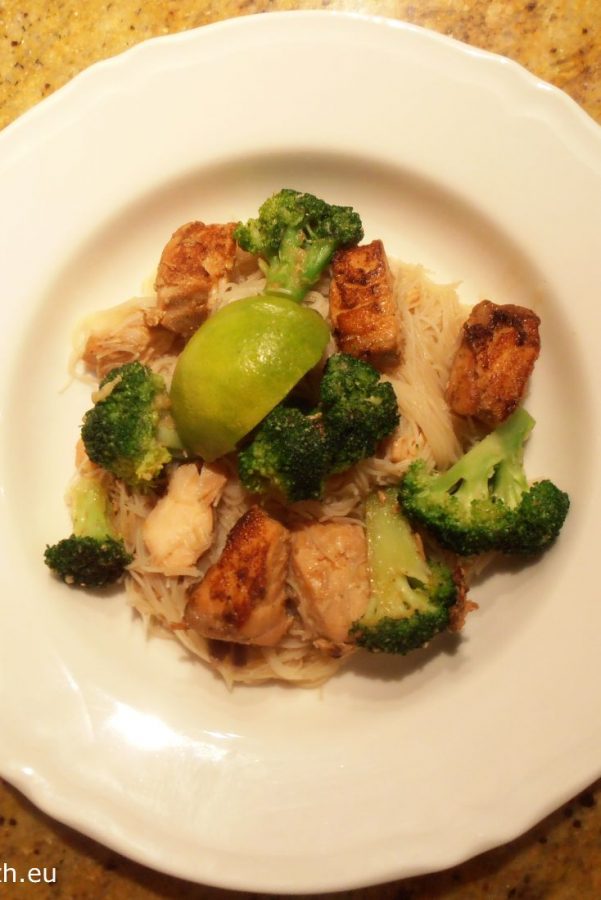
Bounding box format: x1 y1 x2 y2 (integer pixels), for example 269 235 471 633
329 239 402 368
446 300 541 427
82 306 176 380
142 462 227 575
155 221 237 338
184 506 292 646
290 521 370 646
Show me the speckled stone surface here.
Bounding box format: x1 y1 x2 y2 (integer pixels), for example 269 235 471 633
1 1 600 897
2 0 601 129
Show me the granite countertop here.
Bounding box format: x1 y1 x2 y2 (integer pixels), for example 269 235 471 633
1 1 600 897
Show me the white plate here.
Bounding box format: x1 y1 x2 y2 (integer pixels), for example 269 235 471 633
1 11 600 892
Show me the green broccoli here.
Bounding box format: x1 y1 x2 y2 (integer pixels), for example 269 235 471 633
238 354 399 502
234 188 364 302
237 405 330 502
320 353 400 472
81 361 182 490
399 407 570 556
350 488 459 654
44 475 132 587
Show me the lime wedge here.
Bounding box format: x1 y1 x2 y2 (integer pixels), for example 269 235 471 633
170 294 330 461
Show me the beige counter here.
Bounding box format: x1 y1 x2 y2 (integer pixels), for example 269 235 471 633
1 1 600 897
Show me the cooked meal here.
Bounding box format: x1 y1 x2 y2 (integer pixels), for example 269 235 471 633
44 189 570 687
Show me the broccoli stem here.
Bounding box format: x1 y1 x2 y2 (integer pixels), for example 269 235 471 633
366 490 432 618
351 488 457 654
265 229 336 302
435 407 535 507
44 475 133 587
70 476 116 540
298 239 338 288
156 419 184 453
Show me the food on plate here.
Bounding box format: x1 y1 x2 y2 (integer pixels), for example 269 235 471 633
289 520 370 650
44 474 132 587
184 505 291 646
350 488 464 654
237 353 399 502
170 294 330 460
142 461 227 576
234 188 364 301
80 303 176 380
155 221 238 338
329 238 402 368
399 407 569 557
45 189 570 687
81 360 182 489
445 299 541 426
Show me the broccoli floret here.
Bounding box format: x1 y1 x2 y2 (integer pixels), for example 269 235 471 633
44 475 132 587
238 405 331 502
81 361 182 490
234 188 363 302
399 407 570 556
320 353 400 472
238 354 399 502
350 489 458 654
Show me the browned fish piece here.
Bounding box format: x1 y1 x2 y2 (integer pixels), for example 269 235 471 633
82 307 177 380
184 506 292 647
329 239 402 368
155 221 237 338
290 521 369 647
446 300 541 427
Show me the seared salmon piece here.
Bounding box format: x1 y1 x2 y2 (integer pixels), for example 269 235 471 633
155 221 237 338
329 239 402 368
446 300 541 427
290 521 369 646
184 506 292 646
142 462 227 575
